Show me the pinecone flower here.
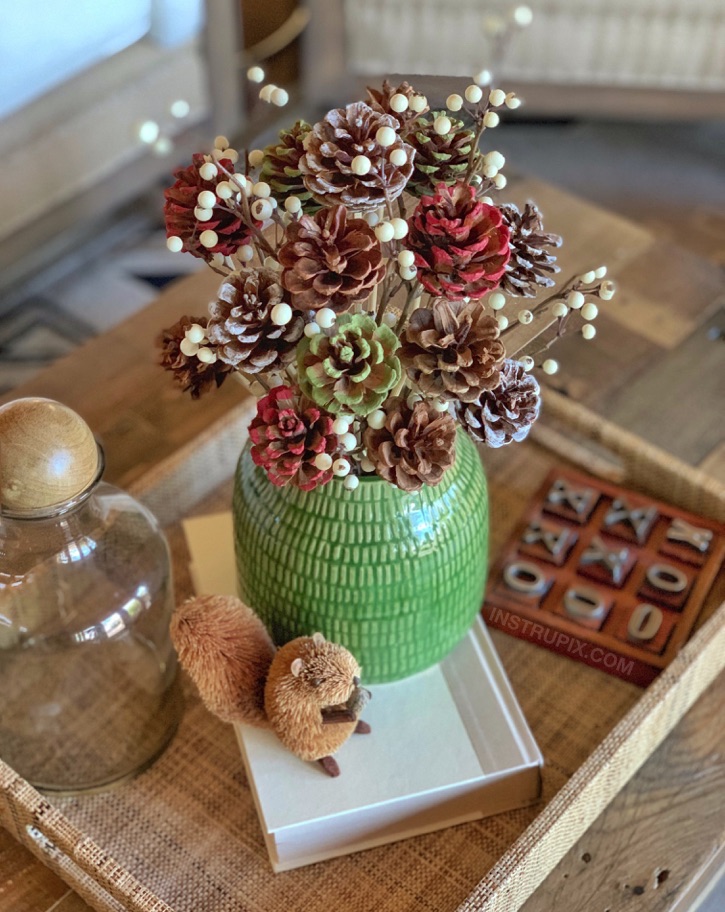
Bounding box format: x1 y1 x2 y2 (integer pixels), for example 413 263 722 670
299 102 414 212
400 298 505 402
406 113 478 197
163 153 251 261
249 386 339 491
366 79 428 128
500 202 562 297
407 182 510 299
278 205 385 313
260 121 320 214
456 359 541 448
158 315 231 399
363 397 457 492
206 268 303 373
297 313 401 417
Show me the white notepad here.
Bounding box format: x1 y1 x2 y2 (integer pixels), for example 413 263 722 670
184 511 543 871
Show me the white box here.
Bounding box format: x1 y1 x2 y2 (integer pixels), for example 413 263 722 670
184 512 544 872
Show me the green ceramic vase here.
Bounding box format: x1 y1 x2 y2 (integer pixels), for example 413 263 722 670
232 430 488 683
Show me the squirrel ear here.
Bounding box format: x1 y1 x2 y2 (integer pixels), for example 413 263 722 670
291 657 305 677
312 632 326 646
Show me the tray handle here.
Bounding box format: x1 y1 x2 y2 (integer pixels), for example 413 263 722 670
0 759 173 912
537 389 725 522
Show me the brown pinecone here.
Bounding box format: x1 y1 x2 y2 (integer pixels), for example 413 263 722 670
406 113 478 197
456 359 541 448
260 121 320 214
158 315 231 399
278 205 385 312
366 79 428 129
500 202 562 297
299 102 414 212
363 397 457 492
400 298 506 403
163 153 251 262
206 268 303 373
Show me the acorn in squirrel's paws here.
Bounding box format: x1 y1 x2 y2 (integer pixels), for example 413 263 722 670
170 595 371 777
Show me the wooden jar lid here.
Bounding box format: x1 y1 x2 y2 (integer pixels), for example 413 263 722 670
0 398 100 514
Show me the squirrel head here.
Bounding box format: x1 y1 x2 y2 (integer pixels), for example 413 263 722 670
287 633 362 707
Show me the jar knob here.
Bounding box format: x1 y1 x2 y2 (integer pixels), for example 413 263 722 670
0 398 100 513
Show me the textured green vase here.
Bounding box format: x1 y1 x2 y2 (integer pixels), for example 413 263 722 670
232 430 488 683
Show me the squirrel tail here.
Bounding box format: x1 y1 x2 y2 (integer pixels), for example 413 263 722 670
170 595 276 728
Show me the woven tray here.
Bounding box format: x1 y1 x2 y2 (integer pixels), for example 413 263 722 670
2 390 724 912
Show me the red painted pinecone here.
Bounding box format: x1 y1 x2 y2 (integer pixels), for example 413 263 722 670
164 153 251 261
456 359 541 448
407 182 510 299
299 102 414 212
406 113 478 197
363 397 457 493
400 298 505 402
366 79 428 130
278 205 385 312
260 120 319 214
158 315 231 399
500 202 562 297
249 386 339 491
206 268 303 373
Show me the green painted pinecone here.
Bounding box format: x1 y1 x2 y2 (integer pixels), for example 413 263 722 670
260 121 319 214
297 313 401 416
407 113 479 197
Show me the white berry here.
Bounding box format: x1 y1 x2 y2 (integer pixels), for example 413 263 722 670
496 315 509 330
197 189 216 209
194 207 213 221
594 265 608 279
253 181 271 198
493 173 507 189
542 359 559 375
332 416 352 435
199 162 218 181
199 229 218 248
434 115 452 135
390 93 409 113
315 308 336 329
567 290 585 309
248 149 265 167
376 126 396 147
489 291 506 310
484 151 505 171
216 181 234 199
600 280 617 300
375 222 395 243
464 84 483 104
383 312 398 326
339 432 357 452
505 93 522 109
400 265 417 281
314 453 333 471
489 88 506 107
483 111 500 128
390 217 408 239
332 458 351 477
474 69 493 85
446 93 463 112
581 302 599 321
343 474 360 491
247 66 264 83
271 88 289 107
185 323 206 344
259 84 275 102
552 301 569 318
304 322 321 338
514 5 534 27
518 309 533 324
251 199 273 220
580 270 596 284
166 236 183 253
521 355 535 372
351 155 372 176
214 135 229 150
271 302 292 326
398 250 415 268
238 244 254 263
367 409 386 430
360 457 376 472
582 324 597 340
389 148 408 167
196 347 217 364
365 210 380 227
179 337 199 357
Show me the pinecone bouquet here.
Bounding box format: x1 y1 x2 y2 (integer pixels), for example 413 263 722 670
158 72 615 495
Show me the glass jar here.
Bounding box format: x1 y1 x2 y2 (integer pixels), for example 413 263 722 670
0 400 182 793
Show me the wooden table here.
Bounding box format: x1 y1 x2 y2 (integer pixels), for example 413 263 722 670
1 176 724 912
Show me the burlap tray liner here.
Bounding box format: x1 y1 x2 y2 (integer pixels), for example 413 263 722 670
1 391 723 912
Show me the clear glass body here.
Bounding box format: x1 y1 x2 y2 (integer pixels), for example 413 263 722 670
0 480 182 793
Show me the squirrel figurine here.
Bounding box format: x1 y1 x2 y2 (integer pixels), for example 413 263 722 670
170 595 371 777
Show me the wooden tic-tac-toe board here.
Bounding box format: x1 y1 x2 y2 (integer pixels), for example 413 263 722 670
483 468 725 686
